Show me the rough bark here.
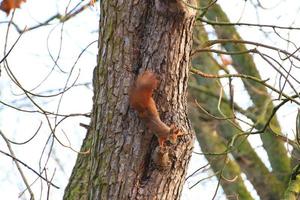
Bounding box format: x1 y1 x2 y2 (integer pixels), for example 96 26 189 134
63 130 92 199
64 1 197 200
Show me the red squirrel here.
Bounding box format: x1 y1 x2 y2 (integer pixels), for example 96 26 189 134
129 71 182 147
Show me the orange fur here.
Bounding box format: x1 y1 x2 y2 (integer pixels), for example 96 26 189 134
129 71 182 147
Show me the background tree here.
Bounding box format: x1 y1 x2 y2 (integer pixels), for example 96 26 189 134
187 1 300 199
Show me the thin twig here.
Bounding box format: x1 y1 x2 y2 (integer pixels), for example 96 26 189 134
0 130 35 199
190 67 300 105
199 17 300 30
0 146 59 189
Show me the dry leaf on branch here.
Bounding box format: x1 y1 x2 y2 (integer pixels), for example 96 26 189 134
0 0 26 15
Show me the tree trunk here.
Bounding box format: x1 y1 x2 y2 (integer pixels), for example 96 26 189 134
64 1 197 199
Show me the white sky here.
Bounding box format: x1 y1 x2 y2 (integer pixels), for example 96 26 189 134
0 0 300 200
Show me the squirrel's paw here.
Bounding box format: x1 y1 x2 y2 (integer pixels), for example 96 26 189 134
168 124 184 144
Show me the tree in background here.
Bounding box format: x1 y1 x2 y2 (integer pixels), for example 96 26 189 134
1 0 300 200
188 1 300 199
